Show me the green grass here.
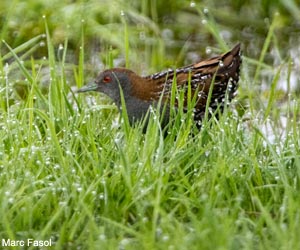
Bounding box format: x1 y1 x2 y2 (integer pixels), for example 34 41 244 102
1 0 300 249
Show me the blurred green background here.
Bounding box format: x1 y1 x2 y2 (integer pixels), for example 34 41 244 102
1 0 299 69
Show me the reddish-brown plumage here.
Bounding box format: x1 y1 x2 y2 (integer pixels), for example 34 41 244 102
78 44 242 127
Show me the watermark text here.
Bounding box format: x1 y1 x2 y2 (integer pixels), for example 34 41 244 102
2 238 53 247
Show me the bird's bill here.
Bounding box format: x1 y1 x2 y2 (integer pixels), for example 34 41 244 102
77 83 98 93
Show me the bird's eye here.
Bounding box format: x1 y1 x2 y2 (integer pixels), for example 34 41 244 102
103 76 112 83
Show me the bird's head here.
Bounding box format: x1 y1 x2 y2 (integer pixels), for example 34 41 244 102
77 68 134 104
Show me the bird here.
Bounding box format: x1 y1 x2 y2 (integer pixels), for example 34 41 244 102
77 44 242 128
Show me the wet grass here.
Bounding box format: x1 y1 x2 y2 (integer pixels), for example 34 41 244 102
0 0 300 249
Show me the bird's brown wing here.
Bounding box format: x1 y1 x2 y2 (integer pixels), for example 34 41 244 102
142 44 242 123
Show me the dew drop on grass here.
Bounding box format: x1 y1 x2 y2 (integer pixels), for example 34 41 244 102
236 195 243 202
201 19 207 25
156 227 163 237
205 151 210 157
119 238 130 249
52 187 57 194
4 63 9 74
162 235 169 242
190 1 196 7
114 138 121 144
280 223 287 231
203 8 209 14
99 193 105 200
279 205 286 213
99 234 106 241
139 31 146 40
59 201 67 206
47 181 53 187
200 193 208 201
